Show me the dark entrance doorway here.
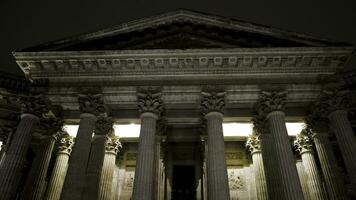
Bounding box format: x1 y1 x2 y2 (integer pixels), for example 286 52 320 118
172 165 196 200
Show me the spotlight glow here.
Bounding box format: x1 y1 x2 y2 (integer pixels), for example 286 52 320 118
223 123 252 137
285 122 305 136
113 124 141 138
63 125 79 137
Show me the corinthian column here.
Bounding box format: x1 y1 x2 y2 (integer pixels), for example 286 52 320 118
0 127 12 165
132 88 163 200
98 135 121 200
61 94 105 200
306 114 348 200
83 116 113 200
22 116 63 200
246 134 268 200
319 90 356 189
0 94 50 200
256 91 304 200
201 91 230 200
44 133 74 200
294 129 327 200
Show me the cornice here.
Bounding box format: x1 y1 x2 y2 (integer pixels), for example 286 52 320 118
14 47 353 80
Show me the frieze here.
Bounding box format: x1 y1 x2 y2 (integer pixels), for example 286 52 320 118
225 152 244 160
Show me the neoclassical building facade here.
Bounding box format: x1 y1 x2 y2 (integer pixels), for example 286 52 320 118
0 9 355 200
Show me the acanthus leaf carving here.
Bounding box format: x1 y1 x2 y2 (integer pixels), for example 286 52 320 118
201 91 225 115
94 116 113 136
256 91 287 116
246 134 261 154
294 128 314 154
78 93 105 115
20 94 51 118
137 87 163 116
318 90 353 114
57 132 74 155
105 135 122 155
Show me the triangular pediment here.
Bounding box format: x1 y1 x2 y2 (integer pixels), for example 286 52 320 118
20 9 351 52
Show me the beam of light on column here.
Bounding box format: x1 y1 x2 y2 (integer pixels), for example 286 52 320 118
0 141 2 150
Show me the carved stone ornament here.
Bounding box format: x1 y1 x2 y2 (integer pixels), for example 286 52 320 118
94 116 113 136
251 114 268 135
294 129 314 154
137 88 163 116
57 132 74 155
256 91 287 116
201 91 225 115
78 93 105 115
38 116 64 137
156 117 167 136
20 94 51 117
305 113 330 135
318 90 352 114
105 136 122 155
246 134 261 154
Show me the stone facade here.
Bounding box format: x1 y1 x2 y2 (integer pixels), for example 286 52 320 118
0 9 355 200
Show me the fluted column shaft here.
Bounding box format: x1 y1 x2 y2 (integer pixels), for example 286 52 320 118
99 151 116 200
301 150 327 200
0 113 40 200
259 134 281 199
132 112 158 200
313 134 348 199
45 152 70 200
329 110 356 188
82 135 107 200
23 136 56 200
60 113 97 200
267 111 304 200
205 111 230 200
251 151 268 200
296 160 311 200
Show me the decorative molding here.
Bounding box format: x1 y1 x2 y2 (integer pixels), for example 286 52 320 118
14 48 351 79
94 116 113 135
201 91 225 115
78 93 105 115
294 129 314 154
20 94 51 117
246 134 261 154
137 87 163 116
256 91 287 116
57 132 74 155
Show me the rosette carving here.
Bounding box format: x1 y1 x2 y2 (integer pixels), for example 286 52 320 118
201 91 225 115
256 91 287 116
294 129 314 154
20 94 51 117
78 94 105 115
94 116 113 136
137 89 163 116
105 136 122 155
57 132 74 155
246 134 261 154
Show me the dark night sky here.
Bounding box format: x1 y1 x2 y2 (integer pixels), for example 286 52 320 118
1 0 356 78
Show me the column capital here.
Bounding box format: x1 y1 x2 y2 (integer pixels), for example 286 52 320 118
78 93 106 115
57 132 74 155
94 116 113 136
305 113 330 136
251 114 268 135
294 129 314 154
201 91 225 115
0 127 12 144
38 116 64 137
256 91 287 116
105 135 121 155
317 90 352 115
246 134 261 154
137 87 163 116
20 94 51 118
